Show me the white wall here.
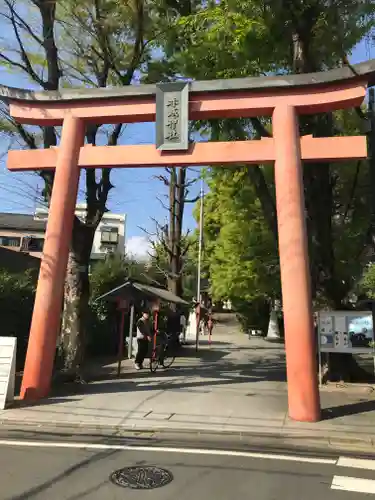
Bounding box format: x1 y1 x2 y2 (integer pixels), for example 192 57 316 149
90 211 126 259
35 204 126 260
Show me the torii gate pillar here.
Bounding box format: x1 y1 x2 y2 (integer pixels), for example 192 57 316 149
273 105 319 422
20 116 85 399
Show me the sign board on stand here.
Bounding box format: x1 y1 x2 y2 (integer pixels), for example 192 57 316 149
318 311 374 353
0 336 16 410
317 311 375 385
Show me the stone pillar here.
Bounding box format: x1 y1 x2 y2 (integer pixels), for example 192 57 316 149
266 310 281 341
272 104 320 422
20 116 85 400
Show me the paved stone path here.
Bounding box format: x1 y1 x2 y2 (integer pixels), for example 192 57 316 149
2 318 375 452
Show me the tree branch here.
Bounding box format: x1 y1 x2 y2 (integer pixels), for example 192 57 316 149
139 226 157 238
2 0 44 46
120 0 145 86
108 123 123 146
5 5 45 87
225 119 278 242
342 160 362 224
342 54 366 120
0 53 42 84
2 112 39 149
156 195 170 211
150 259 169 278
154 174 170 186
250 117 271 138
185 195 200 204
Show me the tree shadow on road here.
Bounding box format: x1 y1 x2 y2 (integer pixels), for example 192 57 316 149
4 449 119 500
13 338 287 410
322 398 375 420
48 340 287 398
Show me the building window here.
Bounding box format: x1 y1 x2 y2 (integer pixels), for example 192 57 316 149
29 237 44 252
20 236 44 252
0 236 21 248
101 227 119 245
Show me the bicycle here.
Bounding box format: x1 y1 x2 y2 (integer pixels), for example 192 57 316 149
150 332 176 373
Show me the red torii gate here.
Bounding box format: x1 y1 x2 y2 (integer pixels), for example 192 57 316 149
2 60 375 422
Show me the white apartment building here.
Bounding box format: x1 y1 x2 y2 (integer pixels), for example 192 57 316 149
0 204 126 263
75 205 126 260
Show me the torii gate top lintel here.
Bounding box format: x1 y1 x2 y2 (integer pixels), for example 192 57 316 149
1 58 375 106
0 59 374 128
5 59 375 172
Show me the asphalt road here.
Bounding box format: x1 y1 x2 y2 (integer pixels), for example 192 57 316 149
1 434 375 499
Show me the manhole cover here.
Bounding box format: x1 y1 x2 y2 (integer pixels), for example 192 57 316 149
110 465 173 490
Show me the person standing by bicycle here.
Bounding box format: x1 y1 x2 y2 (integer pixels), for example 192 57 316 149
179 309 187 345
134 310 152 370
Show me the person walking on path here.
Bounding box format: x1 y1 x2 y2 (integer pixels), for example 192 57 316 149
135 310 152 370
180 310 187 344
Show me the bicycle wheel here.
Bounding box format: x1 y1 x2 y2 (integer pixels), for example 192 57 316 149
150 350 159 373
161 347 175 369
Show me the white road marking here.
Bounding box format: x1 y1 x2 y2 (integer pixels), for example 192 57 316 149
337 457 375 471
0 439 336 464
331 475 375 494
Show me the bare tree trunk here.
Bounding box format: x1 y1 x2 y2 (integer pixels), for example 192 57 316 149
166 167 187 297
58 219 95 379
168 168 178 295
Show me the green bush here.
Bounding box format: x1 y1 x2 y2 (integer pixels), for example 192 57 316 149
88 255 155 356
233 297 270 335
0 270 36 369
360 264 375 299
87 255 130 357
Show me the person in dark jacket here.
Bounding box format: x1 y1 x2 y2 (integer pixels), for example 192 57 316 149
166 308 181 344
134 310 152 370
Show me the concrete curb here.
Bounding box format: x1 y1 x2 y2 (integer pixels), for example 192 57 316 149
1 418 375 455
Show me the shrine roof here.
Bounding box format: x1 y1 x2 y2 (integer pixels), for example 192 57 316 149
0 60 374 104
95 279 190 306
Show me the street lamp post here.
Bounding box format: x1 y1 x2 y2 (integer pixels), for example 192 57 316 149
195 179 204 351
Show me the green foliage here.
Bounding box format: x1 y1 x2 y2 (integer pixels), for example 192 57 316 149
359 264 375 299
313 109 372 305
159 0 374 324
182 241 199 301
153 0 373 82
0 270 36 369
56 0 157 87
234 297 271 334
88 255 149 356
199 166 279 302
90 255 143 301
87 254 184 355
151 233 199 300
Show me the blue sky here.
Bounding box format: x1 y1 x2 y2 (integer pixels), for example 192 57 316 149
0 38 372 259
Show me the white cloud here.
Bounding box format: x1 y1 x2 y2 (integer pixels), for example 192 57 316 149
126 235 152 261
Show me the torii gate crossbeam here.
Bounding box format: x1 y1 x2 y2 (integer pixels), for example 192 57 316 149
2 60 375 423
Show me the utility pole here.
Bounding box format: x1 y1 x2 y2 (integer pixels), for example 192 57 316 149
366 88 375 330
196 178 204 304
195 178 204 351
33 184 39 214
368 88 375 246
